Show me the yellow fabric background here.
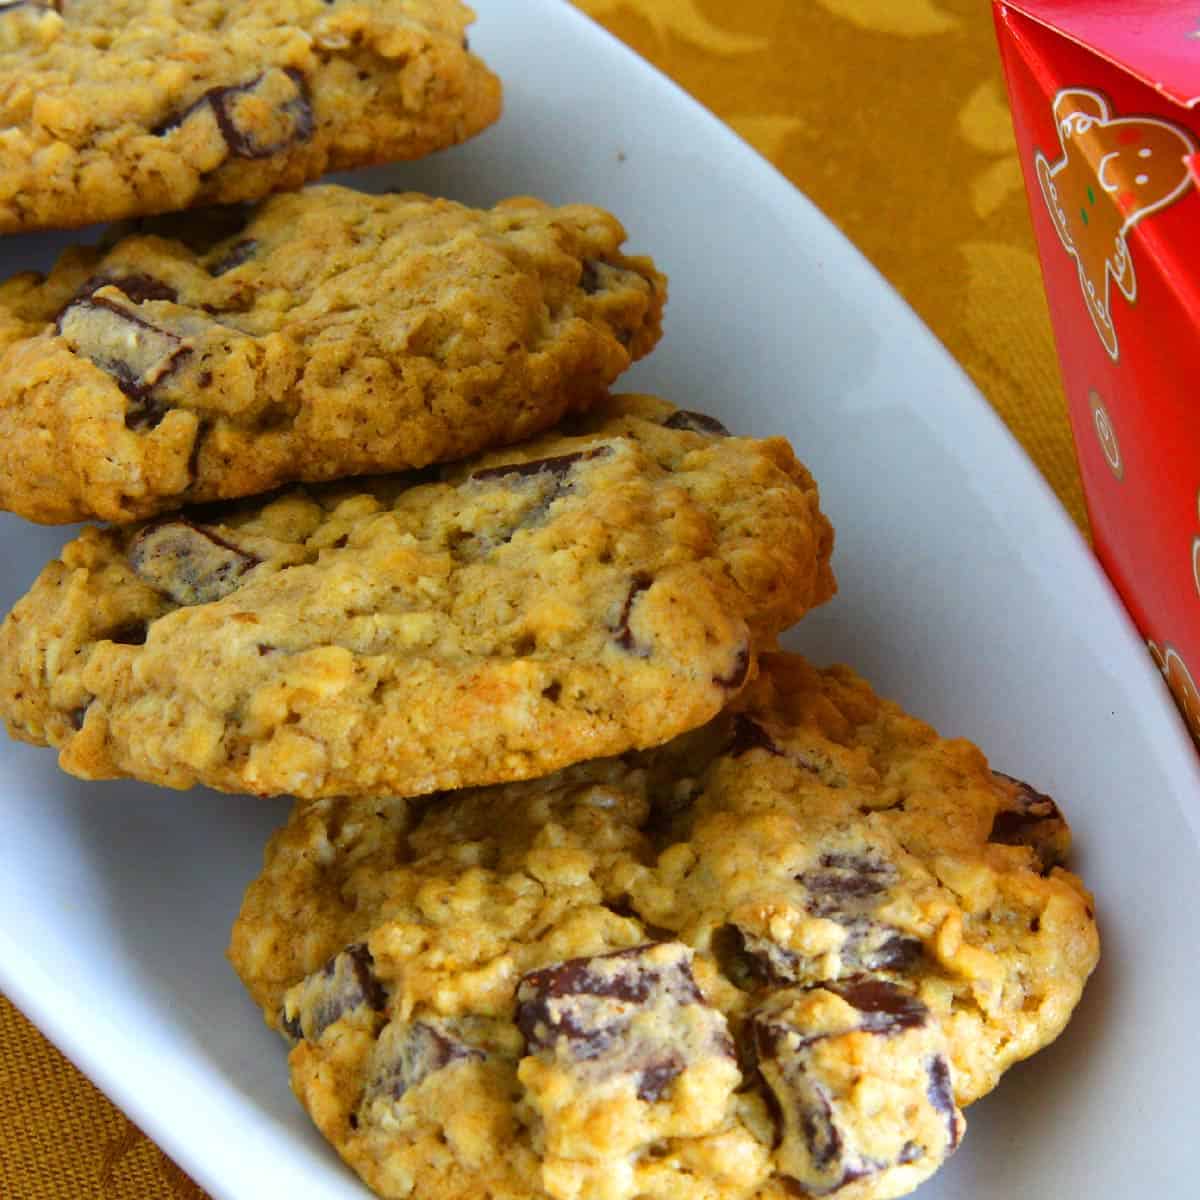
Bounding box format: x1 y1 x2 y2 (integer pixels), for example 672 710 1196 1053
0 2 1087 1196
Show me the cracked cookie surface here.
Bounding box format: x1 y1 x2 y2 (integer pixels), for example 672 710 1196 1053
0 0 500 234
0 396 834 797
228 652 1097 1200
0 187 665 524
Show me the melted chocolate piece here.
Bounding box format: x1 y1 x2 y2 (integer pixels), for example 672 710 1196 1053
56 297 191 423
798 849 924 977
465 446 613 548
517 944 728 1104
713 923 781 990
637 1053 685 1102
469 446 609 484
365 1019 485 1102
283 943 387 1042
128 519 261 606
105 620 149 646
801 852 892 912
518 945 701 1045
988 770 1069 871
926 1055 960 1151
727 714 785 759
713 643 751 690
70 273 178 310
725 850 926 989
155 68 313 159
663 410 731 437
612 573 652 653
752 983 950 1196
825 977 928 1034
208 239 259 276
579 259 604 295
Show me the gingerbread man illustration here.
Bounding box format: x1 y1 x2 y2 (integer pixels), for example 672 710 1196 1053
1036 89 1194 360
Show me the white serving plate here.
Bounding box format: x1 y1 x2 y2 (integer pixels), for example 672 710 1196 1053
2 2 1199 1197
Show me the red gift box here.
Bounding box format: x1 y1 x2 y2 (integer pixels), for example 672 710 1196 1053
994 0 1200 743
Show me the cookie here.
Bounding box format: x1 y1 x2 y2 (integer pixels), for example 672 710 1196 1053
228 652 1098 1200
0 396 835 798
1035 88 1194 359
0 187 666 524
0 0 500 234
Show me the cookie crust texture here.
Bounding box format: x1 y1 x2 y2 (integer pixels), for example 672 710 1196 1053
0 187 667 524
0 396 836 798
229 653 1099 1200
0 0 501 234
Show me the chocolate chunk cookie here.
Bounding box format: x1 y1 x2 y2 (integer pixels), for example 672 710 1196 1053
228 653 1098 1200
0 396 835 798
0 187 666 524
0 0 500 234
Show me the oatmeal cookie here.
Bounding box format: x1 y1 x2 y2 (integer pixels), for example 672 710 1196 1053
0 397 835 797
228 652 1098 1200
0 187 665 523
0 0 500 234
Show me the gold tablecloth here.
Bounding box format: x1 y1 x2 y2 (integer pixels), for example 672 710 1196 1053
0 2 1087 1196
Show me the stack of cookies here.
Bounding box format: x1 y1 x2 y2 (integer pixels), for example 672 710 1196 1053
0 4 1099 1200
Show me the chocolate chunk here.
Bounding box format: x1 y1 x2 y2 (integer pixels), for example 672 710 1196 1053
714 923 794 990
724 853 923 991
469 446 610 484
105 620 149 646
825 977 928 1034
926 1054 961 1151
799 849 923 977
713 643 751 690
208 239 258 276
128 519 260 606
989 770 1070 871
736 928 802 988
728 849 924 988
281 943 387 1042
637 1053 685 1102
56 297 190 423
612 573 652 653
518 944 702 1047
727 714 785 759
857 930 923 972
517 943 730 1104
663 410 731 437
579 259 604 295
802 852 893 911
752 984 956 1196
70 273 178 309
363 1019 485 1102
466 446 613 548
155 68 313 160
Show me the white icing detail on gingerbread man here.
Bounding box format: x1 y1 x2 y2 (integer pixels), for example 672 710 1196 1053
1035 89 1194 360
1088 388 1122 480
1148 639 1200 742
